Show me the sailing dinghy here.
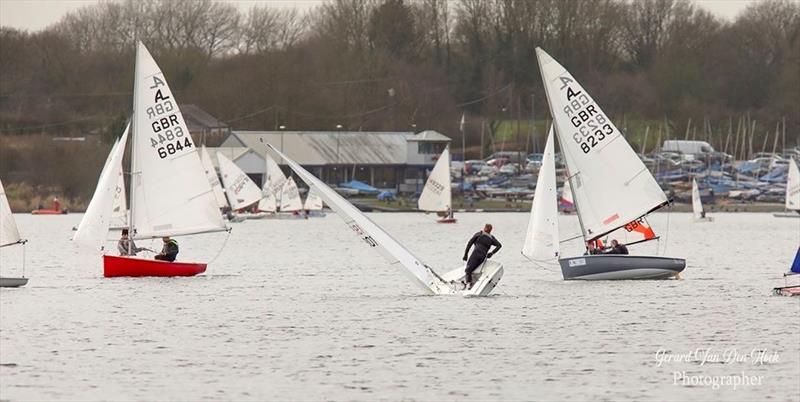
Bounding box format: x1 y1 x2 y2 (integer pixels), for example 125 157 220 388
536 48 685 280
522 127 560 262
266 143 503 296
303 187 326 217
75 42 228 277
257 153 303 219
0 178 28 287
418 146 456 223
692 178 713 222
774 158 800 218
217 152 266 219
773 247 800 296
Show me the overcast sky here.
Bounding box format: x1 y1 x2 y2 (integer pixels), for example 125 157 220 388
0 0 762 32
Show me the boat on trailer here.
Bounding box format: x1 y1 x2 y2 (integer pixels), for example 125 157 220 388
1 178 28 287
531 48 686 280
266 143 503 296
418 146 457 223
774 158 799 218
73 42 228 278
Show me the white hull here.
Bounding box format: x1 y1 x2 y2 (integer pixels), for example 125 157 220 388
437 260 504 296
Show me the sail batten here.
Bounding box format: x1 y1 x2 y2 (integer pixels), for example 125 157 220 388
536 48 667 242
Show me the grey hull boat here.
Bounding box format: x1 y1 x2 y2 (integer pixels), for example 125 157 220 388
559 255 686 280
0 277 28 288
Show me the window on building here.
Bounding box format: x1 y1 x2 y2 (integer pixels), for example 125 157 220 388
418 142 446 155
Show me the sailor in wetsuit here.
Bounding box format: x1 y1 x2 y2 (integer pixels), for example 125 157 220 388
462 224 502 289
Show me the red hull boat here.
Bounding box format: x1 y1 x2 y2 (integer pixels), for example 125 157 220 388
31 209 67 215
103 255 206 278
437 217 457 224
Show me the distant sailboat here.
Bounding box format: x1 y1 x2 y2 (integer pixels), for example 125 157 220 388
0 178 28 287
418 146 456 223
536 48 685 280
303 187 325 217
522 126 560 262
77 42 229 277
774 158 800 218
200 145 244 222
217 152 265 219
280 177 303 213
266 143 503 296
692 178 713 222
773 247 800 296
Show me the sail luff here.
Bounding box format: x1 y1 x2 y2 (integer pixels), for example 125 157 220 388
200 145 229 209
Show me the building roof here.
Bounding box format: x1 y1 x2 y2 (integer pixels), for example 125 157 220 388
180 104 228 132
225 131 416 165
408 130 451 142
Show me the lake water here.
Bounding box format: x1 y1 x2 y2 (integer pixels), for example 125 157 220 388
1 212 798 401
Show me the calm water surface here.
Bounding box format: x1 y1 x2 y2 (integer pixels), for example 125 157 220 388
1 212 798 401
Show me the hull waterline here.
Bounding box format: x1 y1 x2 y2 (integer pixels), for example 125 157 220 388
103 255 206 278
559 255 686 280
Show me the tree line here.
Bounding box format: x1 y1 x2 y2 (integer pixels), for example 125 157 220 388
0 0 798 153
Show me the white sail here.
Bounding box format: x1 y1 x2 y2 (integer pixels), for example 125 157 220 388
304 187 324 211
787 158 800 211
561 178 574 207
692 178 704 219
257 189 277 212
264 153 287 200
267 144 437 294
536 48 667 241
418 146 452 212
130 42 226 238
217 152 263 211
0 178 22 247
200 145 229 209
280 177 303 212
73 129 129 250
522 126 560 261
109 164 128 228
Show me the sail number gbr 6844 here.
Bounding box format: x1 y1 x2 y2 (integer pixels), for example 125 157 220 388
146 76 192 159
560 77 614 154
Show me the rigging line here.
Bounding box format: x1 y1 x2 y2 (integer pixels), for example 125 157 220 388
223 105 276 124
455 84 512 107
207 228 233 265
520 252 560 273
287 105 389 119
0 115 111 133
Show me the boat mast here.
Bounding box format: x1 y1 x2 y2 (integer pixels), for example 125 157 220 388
127 43 140 250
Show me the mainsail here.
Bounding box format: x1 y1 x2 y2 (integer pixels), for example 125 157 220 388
304 187 324 211
267 144 437 294
0 178 23 247
522 126 560 261
200 145 229 210
110 161 128 228
418 146 452 212
74 129 129 250
130 42 226 239
786 158 799 211
265 153 288 202
217 152 263 211
536 48 667 241
692 178 704 219
280 177 303 212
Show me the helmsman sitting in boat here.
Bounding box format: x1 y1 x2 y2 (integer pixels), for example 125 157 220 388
606 240 629 255
462 224 502 289
155 237 179 262
118 229 145 256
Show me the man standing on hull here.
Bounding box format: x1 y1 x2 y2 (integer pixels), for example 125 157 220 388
462 224 502 289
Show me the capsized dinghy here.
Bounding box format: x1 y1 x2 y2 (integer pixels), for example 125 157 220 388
535 48 685 280
74 42 229 277
1 178 28 287
265 143 503 296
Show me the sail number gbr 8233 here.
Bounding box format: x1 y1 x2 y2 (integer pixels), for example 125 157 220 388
559 75 614 154
146 76 192 159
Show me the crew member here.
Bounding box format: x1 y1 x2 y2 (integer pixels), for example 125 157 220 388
118 229 144 256
462 224 502 289
155 237 179 262
606 239 629 255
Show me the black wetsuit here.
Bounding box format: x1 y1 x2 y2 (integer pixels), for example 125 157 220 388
463 231 502 283
607 243 629 255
